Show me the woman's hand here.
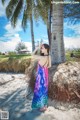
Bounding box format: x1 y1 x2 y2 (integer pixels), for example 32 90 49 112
39 43 43 49
32 46 40 55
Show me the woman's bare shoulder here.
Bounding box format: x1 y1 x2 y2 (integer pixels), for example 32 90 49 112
32 54 43 60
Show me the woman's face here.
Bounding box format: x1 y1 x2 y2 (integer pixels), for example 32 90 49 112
40 45 47 54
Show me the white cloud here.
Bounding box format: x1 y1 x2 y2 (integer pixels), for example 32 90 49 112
0 19 22 42
0 6 80 53
64 22 80 36
0 1 32 53
0 34 32 52
0 11 32 53
5 20 22 34
64 22 80 49
0 34 21 52
64 36 80 49
25 42 32 52
0 19 22 43
41 37 80 49
0 35 80 53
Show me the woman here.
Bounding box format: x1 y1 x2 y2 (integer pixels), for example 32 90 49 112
31 43 51 112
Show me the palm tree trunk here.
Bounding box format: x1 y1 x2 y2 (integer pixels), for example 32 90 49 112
47 2 52 50
30 14 35 52
51 0 66 64
47 24 50 46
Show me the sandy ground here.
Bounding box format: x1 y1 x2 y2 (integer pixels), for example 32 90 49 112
0 73 80 120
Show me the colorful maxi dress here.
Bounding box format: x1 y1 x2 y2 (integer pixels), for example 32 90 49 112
31 61 48 109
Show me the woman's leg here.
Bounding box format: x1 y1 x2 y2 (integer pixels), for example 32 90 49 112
39 105 48 112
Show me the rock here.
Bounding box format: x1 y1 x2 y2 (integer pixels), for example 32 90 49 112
48 61 80 101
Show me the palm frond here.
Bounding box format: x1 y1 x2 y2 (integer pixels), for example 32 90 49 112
26 0 33 16
6 0 19 19
38 0 43 6
11 0 23 27
22 8 28 31
33 7 40 21
22 0 36 30
37 4 48 24
1 0 6 5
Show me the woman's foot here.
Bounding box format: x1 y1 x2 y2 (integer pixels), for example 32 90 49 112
39 106 47 112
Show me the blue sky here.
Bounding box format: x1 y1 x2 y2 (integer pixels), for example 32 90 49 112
0 1 80 52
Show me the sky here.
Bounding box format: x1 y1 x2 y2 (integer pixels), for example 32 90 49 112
0 1 80 53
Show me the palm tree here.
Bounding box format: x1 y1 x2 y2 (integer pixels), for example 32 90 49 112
47 0 80 64
46 0 80 64
1 0 35 51
2 0 80 64
47 1 52 48
38 0 65 64
51 0 66 64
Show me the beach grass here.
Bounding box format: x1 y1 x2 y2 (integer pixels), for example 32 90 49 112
0 54 32 73
65 50 80 62
0 51 80 62
0 51 80 73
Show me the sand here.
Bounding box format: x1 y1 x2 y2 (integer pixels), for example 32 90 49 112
0 73 80 120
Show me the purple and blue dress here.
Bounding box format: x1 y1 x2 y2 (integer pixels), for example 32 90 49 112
31 61 48 109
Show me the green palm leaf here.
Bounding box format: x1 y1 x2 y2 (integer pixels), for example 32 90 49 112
22 8 28 31
1 0 6 4
6 0 19 19
11 0 23 27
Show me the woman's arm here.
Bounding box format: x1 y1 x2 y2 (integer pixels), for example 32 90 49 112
31 47 39 55
31 46 41 60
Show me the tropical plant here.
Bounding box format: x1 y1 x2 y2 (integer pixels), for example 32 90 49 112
2 0 80 64
1 0 35 51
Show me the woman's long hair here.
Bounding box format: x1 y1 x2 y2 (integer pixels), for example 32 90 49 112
40 43 50 56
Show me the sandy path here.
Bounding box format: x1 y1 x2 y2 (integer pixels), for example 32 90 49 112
0 73 80 120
